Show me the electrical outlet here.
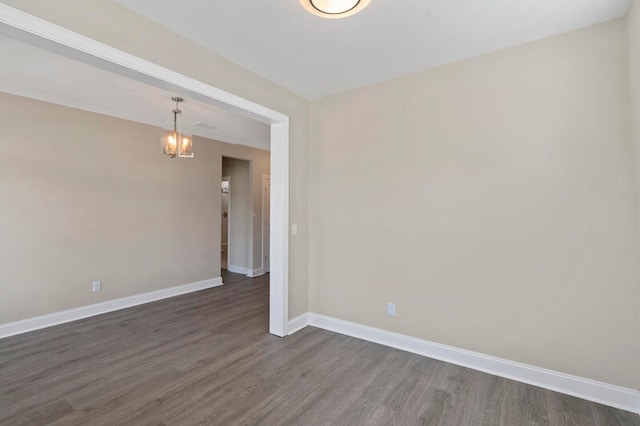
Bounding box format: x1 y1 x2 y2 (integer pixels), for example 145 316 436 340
292 224 298 236
387 302 396 316
92 281 101 292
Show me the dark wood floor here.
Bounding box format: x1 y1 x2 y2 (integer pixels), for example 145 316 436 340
1 272 638 426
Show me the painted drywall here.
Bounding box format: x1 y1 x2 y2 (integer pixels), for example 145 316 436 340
0 92 268 323
222 158 251 270
309 20 640 389
0 0 309 318
630 0 640 217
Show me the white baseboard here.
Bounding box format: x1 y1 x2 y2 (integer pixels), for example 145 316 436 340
287 313 310 335
227 264 249 275
0 277 223 339
247 268 265 278
288 313 640 415
227 265 265 278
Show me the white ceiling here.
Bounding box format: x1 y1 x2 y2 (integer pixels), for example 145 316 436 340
114 0 632 99
0 34 271 150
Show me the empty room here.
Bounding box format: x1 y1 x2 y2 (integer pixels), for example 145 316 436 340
0 0 639 425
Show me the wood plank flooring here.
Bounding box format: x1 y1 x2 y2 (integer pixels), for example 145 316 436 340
1 271 638 425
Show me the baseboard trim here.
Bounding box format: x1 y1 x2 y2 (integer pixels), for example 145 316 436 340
247 268 266 278
0 277 224 339
287 313 310 335
227 265 249 275
227 265 265 278
288 313 640 414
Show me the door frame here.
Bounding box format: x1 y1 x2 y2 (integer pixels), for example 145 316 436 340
0 4 290 336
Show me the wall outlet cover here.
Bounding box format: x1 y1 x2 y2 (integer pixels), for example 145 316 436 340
387 302 396 316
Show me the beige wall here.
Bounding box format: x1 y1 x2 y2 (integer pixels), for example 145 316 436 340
0 0 310 318
630 0 640 216
627 4 640 391
309 20 640 389
0 92 268 323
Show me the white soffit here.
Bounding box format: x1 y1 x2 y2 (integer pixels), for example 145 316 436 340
114 0 632 99
0 34 270 150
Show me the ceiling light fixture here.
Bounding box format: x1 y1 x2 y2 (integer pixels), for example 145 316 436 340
162 97 194 159
299 0 371 19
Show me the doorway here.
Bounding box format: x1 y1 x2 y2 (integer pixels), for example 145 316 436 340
221 176 230 270
262 175 270 274
221 157 252 276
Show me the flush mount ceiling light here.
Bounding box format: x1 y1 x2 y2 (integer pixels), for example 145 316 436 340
299 0 371 19
162 97 194 159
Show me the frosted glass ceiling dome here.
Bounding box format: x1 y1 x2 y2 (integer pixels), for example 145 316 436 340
299 0 371 19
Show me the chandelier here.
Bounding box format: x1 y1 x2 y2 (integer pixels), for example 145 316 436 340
162 97 194 158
